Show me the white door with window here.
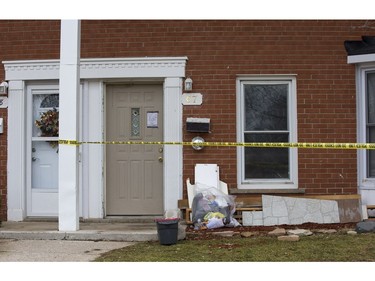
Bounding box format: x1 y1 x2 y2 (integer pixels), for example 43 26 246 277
27 85 59 216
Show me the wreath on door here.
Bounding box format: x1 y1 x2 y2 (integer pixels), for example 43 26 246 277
35 108 59 148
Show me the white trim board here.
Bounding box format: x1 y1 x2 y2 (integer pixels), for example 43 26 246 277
348 54 375 64
3 57 188 80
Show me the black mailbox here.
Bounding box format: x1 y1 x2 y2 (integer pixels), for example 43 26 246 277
186 118 210 133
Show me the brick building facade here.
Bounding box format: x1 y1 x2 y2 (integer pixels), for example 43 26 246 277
1 20 375 222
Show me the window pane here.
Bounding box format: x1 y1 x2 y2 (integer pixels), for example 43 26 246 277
368 127 375 177
367 73 375 177
367 73 375 124
131 108 141 137
244 84 288 131
244 133 289 179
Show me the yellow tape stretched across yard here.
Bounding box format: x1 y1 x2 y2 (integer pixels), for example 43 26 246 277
58 139 375 149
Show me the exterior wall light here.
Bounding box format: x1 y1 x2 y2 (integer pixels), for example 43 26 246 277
0 81 8 96
184 77 193 91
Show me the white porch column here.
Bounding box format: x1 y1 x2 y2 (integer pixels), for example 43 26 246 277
164 77 183 211
58 20 81 231
7 80 26 221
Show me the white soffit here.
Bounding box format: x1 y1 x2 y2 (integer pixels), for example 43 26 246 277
347 54 375 64
3 57 188 80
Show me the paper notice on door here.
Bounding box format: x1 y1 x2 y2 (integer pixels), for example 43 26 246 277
147 111 158 128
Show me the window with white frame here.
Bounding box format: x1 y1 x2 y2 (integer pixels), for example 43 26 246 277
357 66 375 183
351 62 375 195
237 76 298 189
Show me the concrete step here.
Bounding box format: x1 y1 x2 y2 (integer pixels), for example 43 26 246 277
0 221 159 242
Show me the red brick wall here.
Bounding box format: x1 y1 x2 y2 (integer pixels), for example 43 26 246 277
79 20 372 196
78 20 371 196
1 20 375 219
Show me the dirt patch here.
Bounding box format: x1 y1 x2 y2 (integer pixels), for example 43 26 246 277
185 222 357 240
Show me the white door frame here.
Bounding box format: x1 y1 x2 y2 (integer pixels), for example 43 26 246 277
354 61 375 205
4 57 187 221
348 55 375 205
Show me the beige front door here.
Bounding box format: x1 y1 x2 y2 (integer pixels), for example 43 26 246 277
106 84 164 215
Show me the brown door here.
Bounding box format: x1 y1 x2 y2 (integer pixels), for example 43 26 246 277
106 84 164 215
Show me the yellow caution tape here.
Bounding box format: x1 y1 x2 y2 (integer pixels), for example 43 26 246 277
58 139 375 150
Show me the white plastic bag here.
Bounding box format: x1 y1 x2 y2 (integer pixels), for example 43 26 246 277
207 217 225 229
191 182 238 227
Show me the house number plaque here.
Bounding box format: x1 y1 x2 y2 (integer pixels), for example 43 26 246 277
182 93 202 105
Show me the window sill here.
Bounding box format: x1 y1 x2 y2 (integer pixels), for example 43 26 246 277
229 188 305 194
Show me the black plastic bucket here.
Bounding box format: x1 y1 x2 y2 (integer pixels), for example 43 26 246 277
155 218 179 245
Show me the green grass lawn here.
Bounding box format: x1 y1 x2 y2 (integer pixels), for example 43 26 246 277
95 232 375 262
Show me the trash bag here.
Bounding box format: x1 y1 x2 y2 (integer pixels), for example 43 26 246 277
191 182 240 229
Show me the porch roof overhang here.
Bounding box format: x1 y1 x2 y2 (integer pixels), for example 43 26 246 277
345 36 375 64
3 57 188 80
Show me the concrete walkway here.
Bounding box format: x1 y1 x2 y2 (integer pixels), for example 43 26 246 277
0 220 161 262
0 239 135 262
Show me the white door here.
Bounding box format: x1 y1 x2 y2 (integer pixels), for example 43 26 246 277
27 86 60 216
106 84 164 215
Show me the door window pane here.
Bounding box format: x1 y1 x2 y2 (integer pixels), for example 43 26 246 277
31 92 59 190
33 94 59 137
131 108 141 137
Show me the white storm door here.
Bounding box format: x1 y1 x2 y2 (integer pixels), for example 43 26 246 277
27 86 59 216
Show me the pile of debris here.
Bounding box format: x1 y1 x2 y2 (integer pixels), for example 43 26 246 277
191 184 241 230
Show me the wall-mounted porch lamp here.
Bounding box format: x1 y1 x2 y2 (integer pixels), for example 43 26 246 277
184 77 193 91
0 81 8 96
